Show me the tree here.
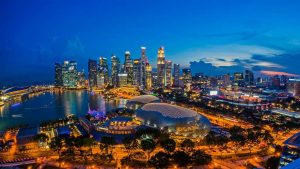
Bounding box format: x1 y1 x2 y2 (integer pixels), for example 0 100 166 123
100 136 116 154
50 137 63 157
160 138 176 153
135 128 162 140
229 125 244 135
180 139 195 152
191 150 212 165
122 137 139 156
172 151 191 167
141 139 156 160
149 151 170 168
265 156 280 169
82 137 95 155
33 133 49 143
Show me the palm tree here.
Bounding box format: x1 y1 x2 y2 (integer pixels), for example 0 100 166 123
160 138 176 154
191 150 212 165
149 151 170 168
140 138 156 160
100 136 116 154
49 137 63 158
172 151 191 167
180 139 195 152
122 137 139 157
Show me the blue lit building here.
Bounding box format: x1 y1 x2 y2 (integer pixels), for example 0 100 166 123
280 132 300 168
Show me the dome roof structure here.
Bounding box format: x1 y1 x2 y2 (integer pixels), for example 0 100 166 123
128 95 160 104
135 103 211 138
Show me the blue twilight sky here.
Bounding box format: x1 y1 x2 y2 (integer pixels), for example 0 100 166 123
1 0 300 86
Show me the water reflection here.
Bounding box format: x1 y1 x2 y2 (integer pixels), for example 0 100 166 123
0 91 126 130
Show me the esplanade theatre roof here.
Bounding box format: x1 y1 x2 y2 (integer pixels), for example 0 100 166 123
128 95 160 104
141 103 198 119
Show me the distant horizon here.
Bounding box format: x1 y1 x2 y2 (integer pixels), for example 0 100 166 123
1 0 300 86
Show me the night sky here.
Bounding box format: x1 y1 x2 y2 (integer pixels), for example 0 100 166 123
1 0 300 86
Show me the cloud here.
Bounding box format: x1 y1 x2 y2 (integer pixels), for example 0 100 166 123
171 44 283 67
172 44 300 76
260 71 299 77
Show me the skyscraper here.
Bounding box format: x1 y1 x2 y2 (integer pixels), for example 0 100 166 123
288 78 300 96
77 71 86 87
88 59 97 87
111 55 120 87
234 72 244 87
145 63 152 90
271 75 281 89
223 73 231 87
99 57 109 86
157 46 166 87
54 63 63 86
124 51 133 85
165 60 172 87
140 47 148 88
182 68 192 84
173 64 180 87
133 59 141 86
245 70 254 86
62 61 78 88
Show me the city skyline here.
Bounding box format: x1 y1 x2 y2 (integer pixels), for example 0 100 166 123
1 0 300 86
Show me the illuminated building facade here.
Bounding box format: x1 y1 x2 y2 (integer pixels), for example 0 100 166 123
288 78 300 97
157 46 166 87
182 68 192 84
223 73 231 87
118 73 128 87
124 51 133 85
62 61 78 88
140 47 148 88
280 132 300 167
133 59 141 86
54 63 63 86
77 71 86 87
165 60 172 87
88 59 97 87
145 63 152 90
99 57 109 86
111 55 120 87
233 72 244 87
173 63 180 87
245 70 254 86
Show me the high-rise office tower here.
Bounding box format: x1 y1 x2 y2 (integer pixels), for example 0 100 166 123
271 75 281 89
234 72 244 87
62 61 78 88
165 60 172 87
288 78 300 96
54 63 63 86
152 72 158 88
88 59 97 87
223 73 231 87
99 57 109 85
245 70 254 86
141 47 148 64
173 64 180 87
145 63 152 90
182 68 192 84
140 47 148 88
111 55 120 87
157 46 166 87
124 51 133 85
77 71 86 87
133 59 141 86
118 73 128 87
